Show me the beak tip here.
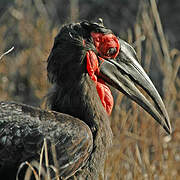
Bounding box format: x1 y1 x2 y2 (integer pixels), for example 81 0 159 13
168 126 173 135
166 127 172 135
164 121 172 135
165 115 172 135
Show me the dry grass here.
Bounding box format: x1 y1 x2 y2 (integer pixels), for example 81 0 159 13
16 139 60 180
0 0 179 179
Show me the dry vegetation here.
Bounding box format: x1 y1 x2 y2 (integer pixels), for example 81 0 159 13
0 0 179 179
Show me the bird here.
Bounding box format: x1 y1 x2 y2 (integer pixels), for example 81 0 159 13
0 20 172 180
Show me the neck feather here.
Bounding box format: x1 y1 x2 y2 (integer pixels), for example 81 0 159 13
47 74 113 179
47 74 112 140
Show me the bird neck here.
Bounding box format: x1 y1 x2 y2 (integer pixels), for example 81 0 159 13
47 74 113 179
48 74 112 141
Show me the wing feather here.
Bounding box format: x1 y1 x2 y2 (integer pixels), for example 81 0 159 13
0 101 93 179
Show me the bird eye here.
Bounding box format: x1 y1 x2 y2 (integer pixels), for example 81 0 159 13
107 47 117 56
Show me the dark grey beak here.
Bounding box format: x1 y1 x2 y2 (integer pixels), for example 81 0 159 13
99 39 172 134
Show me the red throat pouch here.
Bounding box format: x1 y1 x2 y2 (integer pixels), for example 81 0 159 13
86 51 114 115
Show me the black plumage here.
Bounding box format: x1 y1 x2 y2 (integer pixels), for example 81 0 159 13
0 20 171 180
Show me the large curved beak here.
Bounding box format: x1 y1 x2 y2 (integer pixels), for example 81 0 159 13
99 39 172 134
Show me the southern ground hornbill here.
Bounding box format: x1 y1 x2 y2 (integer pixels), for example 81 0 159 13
0 20 171 179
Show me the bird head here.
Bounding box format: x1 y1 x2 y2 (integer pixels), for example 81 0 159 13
47 20 172 134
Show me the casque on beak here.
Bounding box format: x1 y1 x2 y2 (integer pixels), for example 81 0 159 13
99 38 172 134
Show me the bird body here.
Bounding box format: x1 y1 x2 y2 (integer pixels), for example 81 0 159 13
0 20 171 179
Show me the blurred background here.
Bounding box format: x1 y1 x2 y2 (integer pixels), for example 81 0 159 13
0 0 180 179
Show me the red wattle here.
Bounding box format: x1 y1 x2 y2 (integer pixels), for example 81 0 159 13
96 79 114 115
86 51 114 115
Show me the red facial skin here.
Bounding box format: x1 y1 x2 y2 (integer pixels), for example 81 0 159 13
86 33 120 115
91 32 120 59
